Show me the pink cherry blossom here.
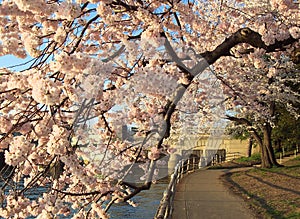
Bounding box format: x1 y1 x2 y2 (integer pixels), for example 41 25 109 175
0 0 299 217
289 26 300 39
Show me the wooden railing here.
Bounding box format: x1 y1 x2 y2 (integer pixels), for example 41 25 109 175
154 157 198 219
224 152 243 162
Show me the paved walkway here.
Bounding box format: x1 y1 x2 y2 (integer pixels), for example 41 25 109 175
172 168 255 219
171 153 299 219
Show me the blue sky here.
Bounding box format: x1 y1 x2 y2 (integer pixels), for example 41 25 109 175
0 54 33 71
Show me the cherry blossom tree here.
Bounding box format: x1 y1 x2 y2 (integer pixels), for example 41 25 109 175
0 0 299 218
224 59 299 167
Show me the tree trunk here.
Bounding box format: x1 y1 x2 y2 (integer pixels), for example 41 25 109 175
247 136 253 157
260 123 281 168
0 152 5 169
225 115 281 168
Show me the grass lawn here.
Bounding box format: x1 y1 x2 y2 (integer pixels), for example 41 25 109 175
222 156 300 219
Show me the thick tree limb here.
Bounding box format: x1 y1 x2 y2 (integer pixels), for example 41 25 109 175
225 115 263 147
159 27 298 143
199 28 298 65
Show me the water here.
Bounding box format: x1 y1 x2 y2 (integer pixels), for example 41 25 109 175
0 175 168 219
108 179 168 219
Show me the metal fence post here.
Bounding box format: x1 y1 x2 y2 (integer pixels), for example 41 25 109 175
154 157 201 219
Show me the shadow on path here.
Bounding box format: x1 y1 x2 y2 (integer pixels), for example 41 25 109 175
223 172 284 218
245 172 300 196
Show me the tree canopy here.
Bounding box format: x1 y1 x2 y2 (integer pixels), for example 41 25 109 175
0 0 299 218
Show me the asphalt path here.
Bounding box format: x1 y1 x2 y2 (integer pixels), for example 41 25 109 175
172 168 255 219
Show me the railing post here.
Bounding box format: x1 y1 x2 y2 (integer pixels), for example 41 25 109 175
279 153 282 164
193 157 196 171
182 160 185 176
155 158 200 219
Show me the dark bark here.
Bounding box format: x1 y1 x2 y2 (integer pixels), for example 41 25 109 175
199 28 297 65
0 152 5 169
226 116 281 168
260 123 281 168
247 136 253 157
259 102 281 168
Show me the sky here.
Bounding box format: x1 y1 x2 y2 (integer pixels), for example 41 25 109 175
0 54 33 72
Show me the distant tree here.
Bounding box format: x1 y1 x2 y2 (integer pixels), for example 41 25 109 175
272 62 300 152
225 123 255 157
272 104 300 152
223 46 299 167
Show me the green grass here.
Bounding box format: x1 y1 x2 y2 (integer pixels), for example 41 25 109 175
247 156 300 177
208 153 262 169
235 153 261 163
286 212 300 219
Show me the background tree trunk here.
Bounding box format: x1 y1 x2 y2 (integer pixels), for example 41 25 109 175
260 123 281 168
247 136 253 157
0 152 5 169
226 116 281 168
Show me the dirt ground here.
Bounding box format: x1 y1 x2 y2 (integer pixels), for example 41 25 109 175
221 157 300 219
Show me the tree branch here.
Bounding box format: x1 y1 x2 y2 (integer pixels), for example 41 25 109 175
226 115 263 147
199 28 298 65
52 188 113 197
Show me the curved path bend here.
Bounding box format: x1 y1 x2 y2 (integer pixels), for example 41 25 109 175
172 168 255 219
